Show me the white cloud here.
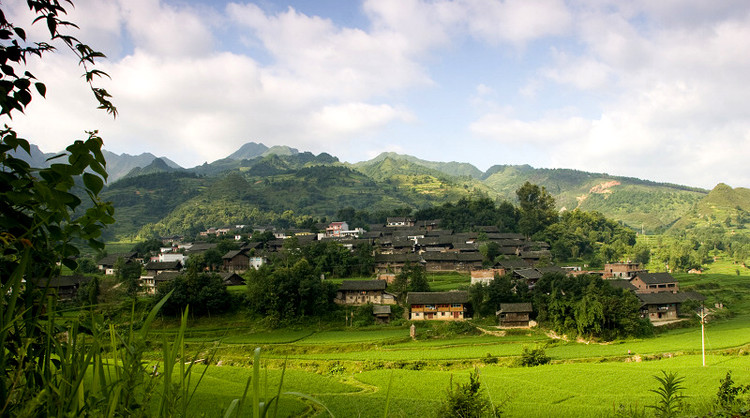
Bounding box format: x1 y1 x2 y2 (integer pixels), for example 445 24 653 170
309 103 414 139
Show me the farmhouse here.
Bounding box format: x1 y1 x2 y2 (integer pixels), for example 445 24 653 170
408 291 469 321
497 303 534 327
29 275 93 301
630 272 679 294
603 262 646 279
336 280 396 305
637 291 705 322
97 252 137 275
144 260 182 277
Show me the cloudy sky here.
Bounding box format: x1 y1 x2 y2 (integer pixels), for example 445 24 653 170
5 0 750 189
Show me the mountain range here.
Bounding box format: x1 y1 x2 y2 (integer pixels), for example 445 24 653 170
13 141 749 240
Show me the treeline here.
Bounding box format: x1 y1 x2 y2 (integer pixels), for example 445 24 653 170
471 273 652 340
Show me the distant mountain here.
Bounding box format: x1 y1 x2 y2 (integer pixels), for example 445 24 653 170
226 142 269 160
102 150 182 183
8 143 58 167
84 142 734 239
123 158 183 178
360 152 484 179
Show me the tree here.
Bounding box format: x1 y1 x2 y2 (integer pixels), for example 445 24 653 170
516 182 557 238
156 271 231 317
392 262 430 300
0 1 116 414
115 258 142 297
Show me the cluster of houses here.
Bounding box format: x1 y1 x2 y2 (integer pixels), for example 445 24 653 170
40 218 704 328
602 262 705 322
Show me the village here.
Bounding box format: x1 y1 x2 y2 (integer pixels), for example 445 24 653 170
40 216 706 330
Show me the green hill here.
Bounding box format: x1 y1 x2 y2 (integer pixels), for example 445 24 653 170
670 183 750 231
97 144 723 239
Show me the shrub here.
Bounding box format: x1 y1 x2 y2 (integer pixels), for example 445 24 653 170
437 369 500 418
519 345 550 367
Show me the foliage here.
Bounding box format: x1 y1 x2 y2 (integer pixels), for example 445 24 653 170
532 273 652 340
245 260 337 322
519 345 550 367
469 274 518 318
116 257 142 297
156 270 232 317
415 196 519 232
0 1 119 413
437 369 498 418
516 181 558 237
648 371 685 418
391 262 430 300
715 371 750 414
538 209 636 264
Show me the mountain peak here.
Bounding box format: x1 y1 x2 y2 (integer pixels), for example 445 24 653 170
227 142 269 160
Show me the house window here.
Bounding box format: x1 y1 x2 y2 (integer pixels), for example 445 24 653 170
451 304 462 308
425 304 436 310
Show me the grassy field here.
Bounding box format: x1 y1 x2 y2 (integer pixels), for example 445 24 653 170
132 257 750 416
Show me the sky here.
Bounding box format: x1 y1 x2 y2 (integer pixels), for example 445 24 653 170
4 0 750 189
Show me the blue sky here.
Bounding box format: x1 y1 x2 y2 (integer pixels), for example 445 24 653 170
6 0 750 189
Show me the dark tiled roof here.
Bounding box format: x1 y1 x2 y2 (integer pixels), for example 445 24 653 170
185 243 217 254
374 253 421 263
339 280 387 291
498 303 533 313
219 272 245 285
97 252 137 266
607 279 638 292
637 291 704 305
153 271 181 282
537 266 568 276
145 261 182 271
30 275 92 288
222 249 245 260
497 259 532 270
514 268 543 280
408 291 469 305
633 272 677 285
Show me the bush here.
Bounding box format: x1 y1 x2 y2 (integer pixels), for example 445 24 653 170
519 345 550 367
438 369 500 417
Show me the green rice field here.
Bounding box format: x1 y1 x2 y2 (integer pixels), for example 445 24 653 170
148 259 750 416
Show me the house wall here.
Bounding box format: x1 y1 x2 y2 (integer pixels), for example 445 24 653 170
336 290 396 305
641 303 679 321
410 304 465 321
499 312 530 327
224 254 250 272
631 277 679 293
470 268 505 285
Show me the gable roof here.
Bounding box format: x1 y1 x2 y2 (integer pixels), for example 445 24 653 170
607 279 638 292
145 261 182 271
97 252 137 267
408 291 468 305
513 268 543 280
219 272 245 285
222 249 245 260
153 271 182 283
637 291 704 305
339 280 387 291
498 303 533 313
632 272 677 285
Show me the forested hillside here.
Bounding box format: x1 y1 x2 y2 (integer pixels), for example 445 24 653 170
93 142 738 240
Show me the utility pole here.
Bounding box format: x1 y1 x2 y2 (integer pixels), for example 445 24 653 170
698 303 708 367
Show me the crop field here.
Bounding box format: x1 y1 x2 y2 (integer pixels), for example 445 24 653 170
140 263 750 416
